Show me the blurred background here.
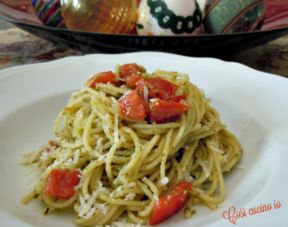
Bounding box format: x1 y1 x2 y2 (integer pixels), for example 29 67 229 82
0 0 288 77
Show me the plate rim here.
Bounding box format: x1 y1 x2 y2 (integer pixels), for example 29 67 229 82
1 52 288 84
0 52 288 227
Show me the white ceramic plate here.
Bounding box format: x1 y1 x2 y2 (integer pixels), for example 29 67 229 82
0 52 287 227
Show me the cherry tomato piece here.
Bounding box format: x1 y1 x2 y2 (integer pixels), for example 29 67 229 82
150 181 192 225
118 90 148 121
149 100 190 123
168 95 187 102
119 63 142 78
44 169 80 200
136 77 178 100
89 71 119 87
125 74 143 89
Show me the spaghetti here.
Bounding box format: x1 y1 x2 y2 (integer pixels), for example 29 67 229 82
22 64 242 226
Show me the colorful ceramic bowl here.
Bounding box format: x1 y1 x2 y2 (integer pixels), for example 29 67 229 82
31 0 64 27
203 0 265 34
0 0 287 57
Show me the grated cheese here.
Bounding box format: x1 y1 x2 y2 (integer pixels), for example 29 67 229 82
141 177 148 182
78 191 102 219
65 158 73 166
152 195 159 201
103 124 109 132
124 193 136 201
83 206 96 219
159 177 169 186
143 86 148 102
96 181 106 192
73 149 80 164
98 154 107 162
116 186 123 193
199 160 210 178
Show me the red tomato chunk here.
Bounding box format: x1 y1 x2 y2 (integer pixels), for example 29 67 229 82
119 64 144 89
150 181 192 225
169 95 187 102
117 66 190 124
89 71 119 87
136 77 178 100
118 91 148 121
149 100 190 123
119 63 142 78
125 74 143 89
44 169 80 200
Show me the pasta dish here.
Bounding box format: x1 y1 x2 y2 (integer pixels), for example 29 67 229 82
22 63 242 225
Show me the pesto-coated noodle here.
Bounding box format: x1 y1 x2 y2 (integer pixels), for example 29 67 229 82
22 65 242 226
